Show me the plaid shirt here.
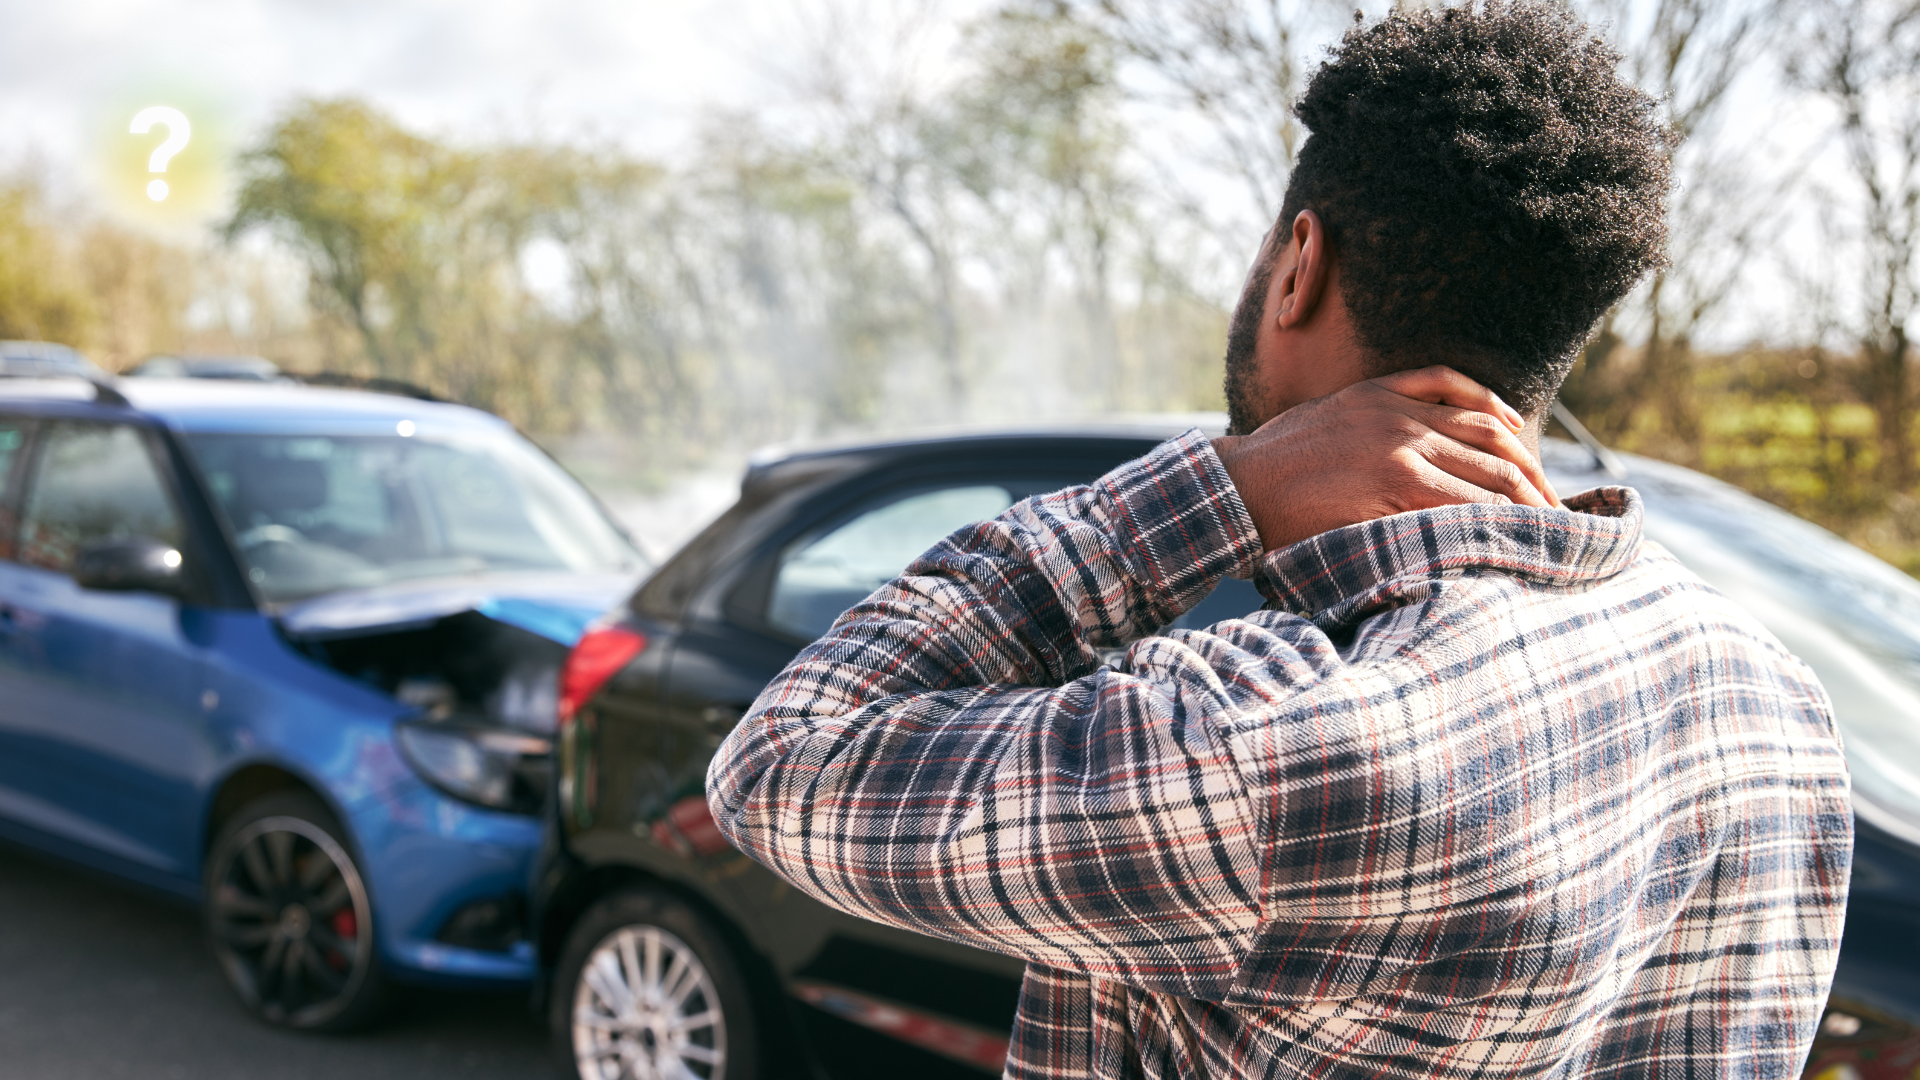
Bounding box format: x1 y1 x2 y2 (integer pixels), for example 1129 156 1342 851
708 431 1852 1079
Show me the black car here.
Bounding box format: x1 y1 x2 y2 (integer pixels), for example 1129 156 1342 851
534 425 1266 1079
537 421 1920 1080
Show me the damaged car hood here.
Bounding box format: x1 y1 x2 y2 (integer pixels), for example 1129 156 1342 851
274 572 641 644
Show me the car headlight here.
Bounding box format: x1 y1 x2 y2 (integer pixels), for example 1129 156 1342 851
395 720 552 815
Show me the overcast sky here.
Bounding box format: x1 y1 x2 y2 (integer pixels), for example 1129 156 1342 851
0 0 810 208
0 0 1845 346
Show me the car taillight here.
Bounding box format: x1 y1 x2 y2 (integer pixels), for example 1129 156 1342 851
559 624 647 726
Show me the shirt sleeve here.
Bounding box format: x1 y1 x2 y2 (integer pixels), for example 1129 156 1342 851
705 431 1328 1001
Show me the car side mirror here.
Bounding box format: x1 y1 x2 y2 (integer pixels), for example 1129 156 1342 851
73 538 186 596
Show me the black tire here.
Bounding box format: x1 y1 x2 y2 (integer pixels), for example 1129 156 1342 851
552 886 761 1080
203 790 388 1032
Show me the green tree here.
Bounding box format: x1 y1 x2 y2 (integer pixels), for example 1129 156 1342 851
0 180 97 348
225 99 552 413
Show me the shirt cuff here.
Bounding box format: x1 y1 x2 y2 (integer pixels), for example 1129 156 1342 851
1098 428 1264 619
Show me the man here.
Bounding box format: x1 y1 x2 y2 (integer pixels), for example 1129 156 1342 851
708 4 1852 1078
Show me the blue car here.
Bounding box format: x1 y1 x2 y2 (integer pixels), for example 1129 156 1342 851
0 374 648 1030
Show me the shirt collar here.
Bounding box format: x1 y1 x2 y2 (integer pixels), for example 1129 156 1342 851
1251 487 1644 631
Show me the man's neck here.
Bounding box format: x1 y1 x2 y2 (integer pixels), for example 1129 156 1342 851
1520 415 1545 457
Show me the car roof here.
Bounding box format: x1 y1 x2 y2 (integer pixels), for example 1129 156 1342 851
127 354 283 380
750 413 1227 463
741 414 1227 492
0 377 511 436
0 341 109 378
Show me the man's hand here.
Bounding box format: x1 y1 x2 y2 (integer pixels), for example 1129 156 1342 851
1213 366 1560 551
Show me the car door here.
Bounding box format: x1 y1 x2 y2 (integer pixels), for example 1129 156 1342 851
658 463 1266 1068
659 472 1062 1066
0 418 214 883
0 413 49 846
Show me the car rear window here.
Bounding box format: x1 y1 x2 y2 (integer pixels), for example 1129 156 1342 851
760 477 1267 642
768 484 1016 639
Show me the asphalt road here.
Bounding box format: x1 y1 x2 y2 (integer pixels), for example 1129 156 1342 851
0 843 552 1080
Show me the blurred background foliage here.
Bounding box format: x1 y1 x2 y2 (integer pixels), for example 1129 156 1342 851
4 0 1919 570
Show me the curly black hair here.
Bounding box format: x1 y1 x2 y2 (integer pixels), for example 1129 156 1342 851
1264 1 1671 416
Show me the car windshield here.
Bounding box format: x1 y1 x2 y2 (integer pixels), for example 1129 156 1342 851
1563 446 1920 846
185 431 646 603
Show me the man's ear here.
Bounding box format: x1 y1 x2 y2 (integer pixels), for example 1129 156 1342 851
1275 209 1329 331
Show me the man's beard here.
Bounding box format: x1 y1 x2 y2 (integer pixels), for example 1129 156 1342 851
1221 255 1276 436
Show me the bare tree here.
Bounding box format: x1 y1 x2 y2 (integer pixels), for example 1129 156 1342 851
1788 0 1920 486
939 5 1138 407
1069 0 1338 229
773 0 975 402
1563 0 1788 453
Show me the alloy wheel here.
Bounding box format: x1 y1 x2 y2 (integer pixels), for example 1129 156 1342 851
207 814 374 1028
573 924 727 1080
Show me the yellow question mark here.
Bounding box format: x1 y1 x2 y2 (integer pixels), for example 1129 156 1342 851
129 107 191 201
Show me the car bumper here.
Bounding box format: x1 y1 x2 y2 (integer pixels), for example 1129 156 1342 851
342 770 544 986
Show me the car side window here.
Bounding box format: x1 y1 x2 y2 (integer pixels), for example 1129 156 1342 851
19 422 183 575
767 484 1017 640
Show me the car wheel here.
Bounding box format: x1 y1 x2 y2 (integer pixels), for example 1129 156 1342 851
553 886 760 1080
203 791 386 1031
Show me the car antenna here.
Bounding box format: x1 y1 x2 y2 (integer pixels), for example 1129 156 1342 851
1549 400 1627 480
